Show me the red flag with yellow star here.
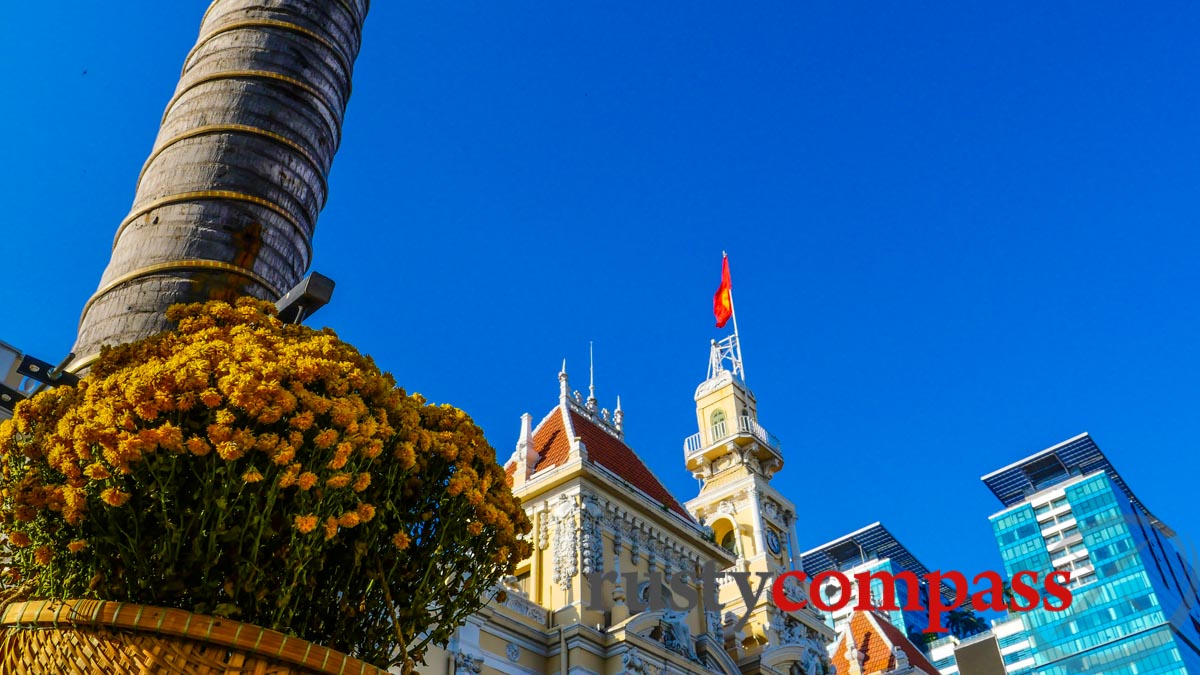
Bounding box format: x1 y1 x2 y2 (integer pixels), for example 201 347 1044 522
713 255 733 328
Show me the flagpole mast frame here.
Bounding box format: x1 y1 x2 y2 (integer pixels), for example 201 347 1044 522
723 251 745 382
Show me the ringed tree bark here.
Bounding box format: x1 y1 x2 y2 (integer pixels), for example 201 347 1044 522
70 0 369 371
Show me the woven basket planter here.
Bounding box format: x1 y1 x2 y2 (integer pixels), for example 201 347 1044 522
0 599 389 674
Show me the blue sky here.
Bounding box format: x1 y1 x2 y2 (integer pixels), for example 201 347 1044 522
2 2 1199 595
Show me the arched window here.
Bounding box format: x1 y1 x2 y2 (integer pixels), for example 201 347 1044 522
709 409 727 442
720 530 737 554
712 517 739 556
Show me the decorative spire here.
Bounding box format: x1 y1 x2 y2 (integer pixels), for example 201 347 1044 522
845 628 866 675
614 396 624 433
892 644 909 670
517 412 536 473
586 341 598 412
557 362 584 460
560 352 622 440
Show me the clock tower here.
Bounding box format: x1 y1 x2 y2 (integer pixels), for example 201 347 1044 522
683 335 834 665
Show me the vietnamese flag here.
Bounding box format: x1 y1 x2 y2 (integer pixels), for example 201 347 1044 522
713 255 733 328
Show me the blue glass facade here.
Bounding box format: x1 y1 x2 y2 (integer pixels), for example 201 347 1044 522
800 523 937 645
855 557 932 640
990 471 1200 674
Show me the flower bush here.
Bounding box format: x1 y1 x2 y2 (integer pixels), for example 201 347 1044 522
0 299 531 670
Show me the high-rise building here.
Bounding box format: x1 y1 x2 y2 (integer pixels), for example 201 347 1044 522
932 613 1035 675
987 614 1035 675
799 523 938 646
983 433 1200 674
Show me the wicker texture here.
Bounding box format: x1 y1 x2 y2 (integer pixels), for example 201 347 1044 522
0 600 388 675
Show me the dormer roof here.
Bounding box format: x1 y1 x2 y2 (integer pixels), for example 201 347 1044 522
506 402 695 523
830 611 940 675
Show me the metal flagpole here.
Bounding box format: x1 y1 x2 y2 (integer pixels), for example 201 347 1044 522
723 251 745 381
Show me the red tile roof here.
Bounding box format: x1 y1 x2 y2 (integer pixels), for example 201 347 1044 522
830 611 940 675
530 408 571 473
507 404 694 522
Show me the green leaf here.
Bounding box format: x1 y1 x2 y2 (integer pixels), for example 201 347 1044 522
213 603 243 618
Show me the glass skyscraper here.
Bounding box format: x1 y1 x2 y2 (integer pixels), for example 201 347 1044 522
800 523 937 646
984 433 1200 674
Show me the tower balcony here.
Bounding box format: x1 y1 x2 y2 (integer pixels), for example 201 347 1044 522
683 415 782 467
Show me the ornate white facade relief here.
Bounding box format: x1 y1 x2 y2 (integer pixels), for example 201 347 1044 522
538 503 551 551
760 498 780 523
661 610 699 661
780 619 805 646
664 545 679 582
454 651 483 674
799 641 833 675
781 575 805 606
564 390 624 441
706 610 724 642
620 647 652 675
491 584 550 624
581 494 604 576
611 509 625 556
553 494 579 591
539 484 708 604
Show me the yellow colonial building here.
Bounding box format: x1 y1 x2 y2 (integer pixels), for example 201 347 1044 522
423 336 834 675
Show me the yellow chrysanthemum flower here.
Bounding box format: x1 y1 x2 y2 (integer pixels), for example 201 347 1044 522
294 514 318 534
392 531 411 550
355 503 375 523
352 472 371 492
100 487 131 507
297 472 318 490
34 546 53 565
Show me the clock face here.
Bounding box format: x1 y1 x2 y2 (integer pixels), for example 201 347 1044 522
766 529 782 555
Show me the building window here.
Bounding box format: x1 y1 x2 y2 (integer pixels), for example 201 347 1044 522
720 530 738 554
710 409 728 440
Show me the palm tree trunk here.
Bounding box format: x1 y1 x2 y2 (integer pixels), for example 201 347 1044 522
70 0 369 370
